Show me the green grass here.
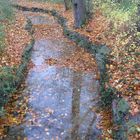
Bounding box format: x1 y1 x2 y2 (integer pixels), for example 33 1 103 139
0 0 14 54
0 0 14 21
0 24 5 54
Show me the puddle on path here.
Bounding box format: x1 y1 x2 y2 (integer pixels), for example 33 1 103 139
0 12 107 140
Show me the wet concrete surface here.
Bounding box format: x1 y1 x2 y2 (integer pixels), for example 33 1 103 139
2 12 102 140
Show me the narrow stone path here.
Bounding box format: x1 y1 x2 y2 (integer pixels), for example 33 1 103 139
0 11 110 140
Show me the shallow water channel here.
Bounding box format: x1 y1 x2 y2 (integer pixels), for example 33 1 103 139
1 12 104 140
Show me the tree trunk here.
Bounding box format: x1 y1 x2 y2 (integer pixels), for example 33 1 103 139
64 0 71 10
137 4 140 32
72 0 86 28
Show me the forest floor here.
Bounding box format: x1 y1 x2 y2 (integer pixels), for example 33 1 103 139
0 2 112 140
14 0 140 118
0 0 140 139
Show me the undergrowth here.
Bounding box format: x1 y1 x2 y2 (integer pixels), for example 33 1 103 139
94 0 138 25
0 67 17 110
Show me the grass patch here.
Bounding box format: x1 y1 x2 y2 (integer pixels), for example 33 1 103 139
0 25 5 54
0 0 14 54
0 0 14 21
